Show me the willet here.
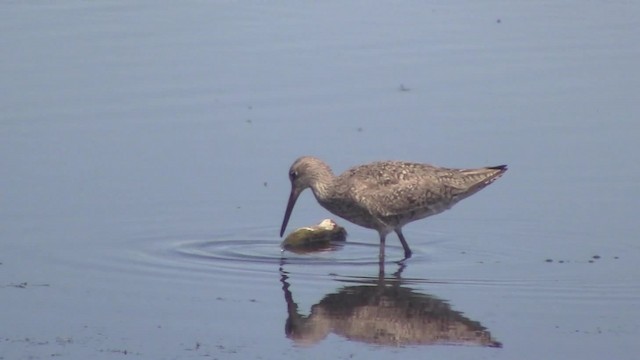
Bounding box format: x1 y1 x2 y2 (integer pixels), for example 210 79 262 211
280 156 507 260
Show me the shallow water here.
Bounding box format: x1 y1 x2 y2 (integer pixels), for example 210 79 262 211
2 1 640 359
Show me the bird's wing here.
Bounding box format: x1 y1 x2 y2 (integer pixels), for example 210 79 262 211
346 163 462 218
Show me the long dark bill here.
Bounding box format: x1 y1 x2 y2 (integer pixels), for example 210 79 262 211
280 188 300 237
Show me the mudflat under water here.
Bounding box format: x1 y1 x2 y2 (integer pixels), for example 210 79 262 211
2 1 639 359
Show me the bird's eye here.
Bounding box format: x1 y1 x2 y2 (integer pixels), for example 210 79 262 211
289 170 297 180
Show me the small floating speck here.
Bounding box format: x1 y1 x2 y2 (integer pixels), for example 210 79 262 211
592 255 601 260
545 259 553 263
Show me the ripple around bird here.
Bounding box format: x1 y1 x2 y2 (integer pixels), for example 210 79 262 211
120 228 411 282
71 225 634 303
86 225 447 285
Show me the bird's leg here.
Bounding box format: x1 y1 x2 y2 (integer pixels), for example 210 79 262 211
378 233 386 276
395 228 412 259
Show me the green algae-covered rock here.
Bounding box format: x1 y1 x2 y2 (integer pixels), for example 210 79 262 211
281 219 347 252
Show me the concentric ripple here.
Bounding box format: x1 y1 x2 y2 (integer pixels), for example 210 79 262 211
117 226 421 284
60 224 640 307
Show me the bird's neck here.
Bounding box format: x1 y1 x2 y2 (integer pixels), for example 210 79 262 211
311 180 332 201
308 165 335 202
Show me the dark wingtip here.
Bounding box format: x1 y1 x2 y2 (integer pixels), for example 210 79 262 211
489 164 508 171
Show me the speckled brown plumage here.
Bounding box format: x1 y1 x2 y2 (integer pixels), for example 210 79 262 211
280 156 507 259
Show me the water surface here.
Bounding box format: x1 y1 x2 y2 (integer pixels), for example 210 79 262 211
2 1 639 359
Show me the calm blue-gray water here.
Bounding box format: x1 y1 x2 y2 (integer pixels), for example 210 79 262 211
2 1 639 359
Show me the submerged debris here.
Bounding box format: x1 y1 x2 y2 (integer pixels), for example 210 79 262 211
281 219 347 253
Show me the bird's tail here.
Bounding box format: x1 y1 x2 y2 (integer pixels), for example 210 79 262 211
466 164 508 185
455 164 508 200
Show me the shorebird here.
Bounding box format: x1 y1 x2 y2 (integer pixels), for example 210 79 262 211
279 156 507 260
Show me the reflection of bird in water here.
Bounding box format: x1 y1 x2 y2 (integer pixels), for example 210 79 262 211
280 156 507 259
279 262 501 347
